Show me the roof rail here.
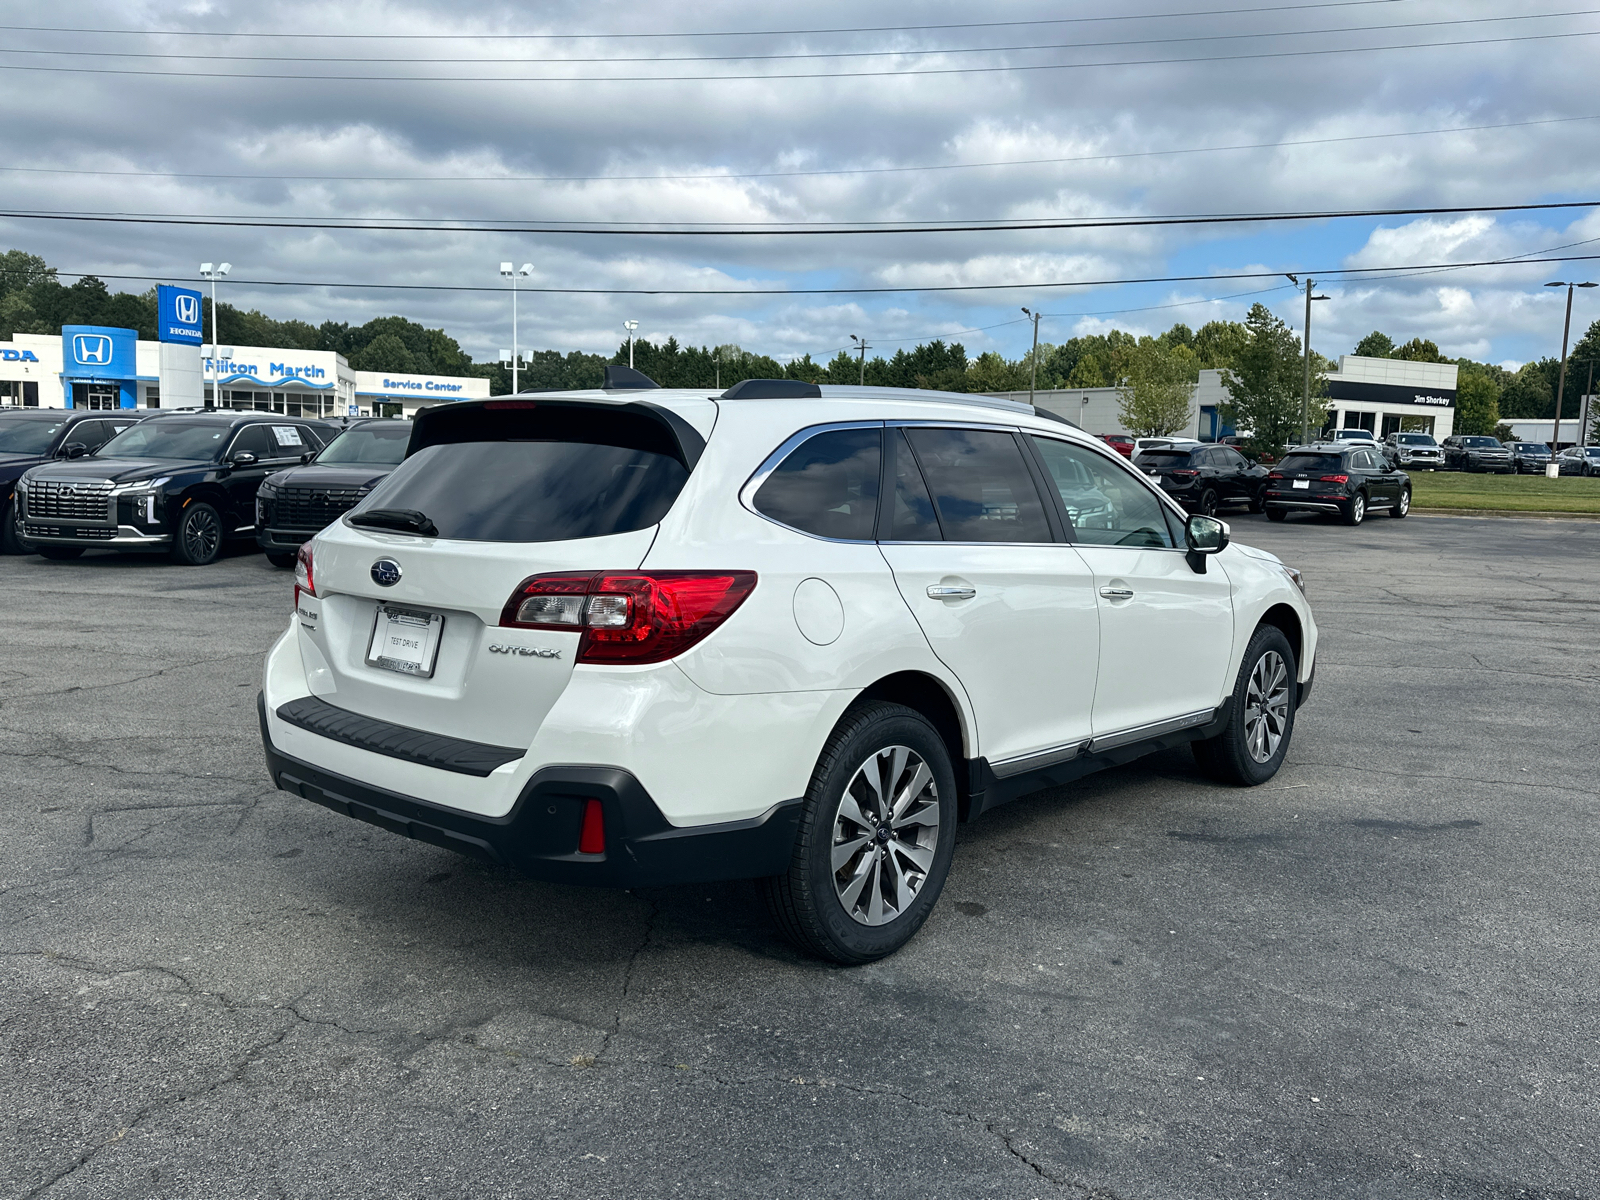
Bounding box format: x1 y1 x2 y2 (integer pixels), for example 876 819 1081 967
603 365 661 390
720 378 822 400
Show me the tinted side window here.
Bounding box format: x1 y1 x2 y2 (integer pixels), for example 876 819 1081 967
888 429 940 540
267 424 311 457
1030 437 1177 548
753 427 880 541
71 421 112 452
228 425 275 459
903 427 1051 543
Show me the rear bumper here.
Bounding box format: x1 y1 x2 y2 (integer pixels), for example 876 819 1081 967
1263 494 1345 512
259 692 802 887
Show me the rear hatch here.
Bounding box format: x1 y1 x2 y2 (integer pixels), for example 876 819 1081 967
1271 452 1349 496
295 396 713 750
1134 448 1200 490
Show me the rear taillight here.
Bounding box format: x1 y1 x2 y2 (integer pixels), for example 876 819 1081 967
1319 474 1350 484
500 570 758 665
1268 472 1284 480
294 544 315 609
1169 469 1199 477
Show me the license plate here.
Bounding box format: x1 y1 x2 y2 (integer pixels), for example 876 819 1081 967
366 605 444 677
1292 479 1310 489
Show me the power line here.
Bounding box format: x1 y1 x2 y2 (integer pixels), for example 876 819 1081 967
0 1 1417 42
48 252 1600 297
0 199 1592 237
0 28 1590 82
0 10 1580 65
6 113 1595 187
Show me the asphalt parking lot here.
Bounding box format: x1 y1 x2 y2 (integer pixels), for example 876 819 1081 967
3 513 1598 1200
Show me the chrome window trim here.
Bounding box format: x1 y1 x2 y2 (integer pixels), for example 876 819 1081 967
737 420 887 544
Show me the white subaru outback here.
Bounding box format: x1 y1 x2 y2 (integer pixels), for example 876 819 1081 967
260 371 1316 963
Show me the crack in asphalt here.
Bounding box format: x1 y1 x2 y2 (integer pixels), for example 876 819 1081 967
597 893 662 1064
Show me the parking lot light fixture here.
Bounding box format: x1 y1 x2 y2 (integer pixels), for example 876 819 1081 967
500 263 533 395
624 320 639 369
199 262 231 407
1544 281 1597 471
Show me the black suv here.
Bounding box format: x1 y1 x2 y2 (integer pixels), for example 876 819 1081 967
15 411 336 564
1263 443 1411 525
1131 442 1269 515
1506 441 1552 474
1442 435 1513 473
256 418 411 567
0 409 157 553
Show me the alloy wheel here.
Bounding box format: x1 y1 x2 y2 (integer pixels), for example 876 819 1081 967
1243 650 1291 764
832 745 941 926
184 507 220 561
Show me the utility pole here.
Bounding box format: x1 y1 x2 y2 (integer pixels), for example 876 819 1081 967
624 320 639 369
1021 307 1042 405
851 334 870 386
1544 281 1596 463
1287 274 1328 444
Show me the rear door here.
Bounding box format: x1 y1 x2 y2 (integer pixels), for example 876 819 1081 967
1029 436 1234 737
878 426 1100 766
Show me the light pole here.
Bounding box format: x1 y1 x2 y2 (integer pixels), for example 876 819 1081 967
199 261 230 407
850 334 871 386
1286 274 1329 445
624 320 639 369
500 262 532 394
1544 281 1597 470
1021 307 1042 405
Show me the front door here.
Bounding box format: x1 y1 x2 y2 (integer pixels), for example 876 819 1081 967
1027 435 1235 736
878 426 1100 767
219 424 276 528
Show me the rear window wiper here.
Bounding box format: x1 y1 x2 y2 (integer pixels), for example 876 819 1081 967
348 508 438 536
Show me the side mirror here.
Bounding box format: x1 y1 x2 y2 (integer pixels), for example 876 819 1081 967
229 452 258 467
60 442 88 459
1185 514 1229 573
299 451 313 464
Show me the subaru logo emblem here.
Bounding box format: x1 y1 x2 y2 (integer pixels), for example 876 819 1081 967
370 558 402 587
174 293 201 325
73 334 113 365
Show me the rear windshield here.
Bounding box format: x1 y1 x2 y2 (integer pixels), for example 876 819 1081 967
1133 449 1195 465
98 420 230 461
316 423 411 465
0 417 66 455
1278 453 1344 474
355 440 689 542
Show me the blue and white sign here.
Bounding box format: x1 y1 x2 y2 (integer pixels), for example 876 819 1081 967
157 285 204 346
61 325 137 380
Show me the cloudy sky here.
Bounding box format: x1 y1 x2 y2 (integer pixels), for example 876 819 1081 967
3 0 1597 368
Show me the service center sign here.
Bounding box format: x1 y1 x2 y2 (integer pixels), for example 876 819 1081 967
157 285 204 346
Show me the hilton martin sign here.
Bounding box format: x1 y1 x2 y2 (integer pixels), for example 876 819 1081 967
1326 380 1456 409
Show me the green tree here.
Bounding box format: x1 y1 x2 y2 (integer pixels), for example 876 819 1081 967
1066 352 1106 387
1454 368 1501 435
0 249 55 296
1353 331 1395 358
1116 338 1198 436
965 350 1028 392
349 333 417 373
1191 320 1250 370
1392 337 1444 363
1220 303 1308 457
1499 363 1553 418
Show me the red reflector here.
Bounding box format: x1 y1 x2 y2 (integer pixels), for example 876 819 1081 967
483 399 539 410
578 798 605 854
1319 474 1350 484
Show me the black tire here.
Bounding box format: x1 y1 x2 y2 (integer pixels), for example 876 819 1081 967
1341 491 1367 526
1247 488 1265 514
1266 508 1288 522
37 545 84 560
266 551 298 568
1197 488 1219 517
170 501 223 566
0 500 29 555
1390 487 1411 518
762 701 959 965
1192 624 1297 786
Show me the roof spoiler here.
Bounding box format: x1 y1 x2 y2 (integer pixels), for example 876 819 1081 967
603 365 661 390
407 395 705 471
720 378 821 400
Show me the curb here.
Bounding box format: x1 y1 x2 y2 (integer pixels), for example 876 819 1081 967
1412 507 1600 522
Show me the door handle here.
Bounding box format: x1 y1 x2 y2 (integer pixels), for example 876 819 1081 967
926 584 976 600
1098 586 1135 600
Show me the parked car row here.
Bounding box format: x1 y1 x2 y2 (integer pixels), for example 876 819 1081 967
1 408 410 565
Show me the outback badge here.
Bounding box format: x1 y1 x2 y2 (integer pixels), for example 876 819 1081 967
370 558 402 587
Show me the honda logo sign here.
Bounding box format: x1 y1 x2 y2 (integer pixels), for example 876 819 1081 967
156 285 205 346
74 334 112 365
175 293 200 326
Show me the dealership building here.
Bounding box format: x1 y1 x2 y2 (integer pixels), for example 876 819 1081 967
0 298 488 418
